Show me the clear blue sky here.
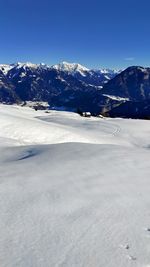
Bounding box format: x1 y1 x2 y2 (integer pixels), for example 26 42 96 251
0 0 150 69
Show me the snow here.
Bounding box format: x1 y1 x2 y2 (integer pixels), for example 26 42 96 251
103 94 130 101
0 104 150 267
19 72 26 78
15 62 38 69
0 62 51 76
52 61 89 76
104 75 111 80
0 61 122 80
0 64 14 75
52 62 122 78
91 68 122 75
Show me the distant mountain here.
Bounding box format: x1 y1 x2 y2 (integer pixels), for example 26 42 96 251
0 61 121 113
1 62 150 119
0 62 98 112
52 61 89 74
0 62 121 88
52 61 121 86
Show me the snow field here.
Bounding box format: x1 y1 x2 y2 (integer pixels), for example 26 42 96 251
0 104 150 267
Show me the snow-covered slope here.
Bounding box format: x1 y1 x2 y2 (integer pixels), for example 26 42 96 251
0 104 150 267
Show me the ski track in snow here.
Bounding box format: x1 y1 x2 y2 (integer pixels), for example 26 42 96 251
0 104 150 267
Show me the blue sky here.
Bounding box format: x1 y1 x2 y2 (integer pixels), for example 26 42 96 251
0 0 150 68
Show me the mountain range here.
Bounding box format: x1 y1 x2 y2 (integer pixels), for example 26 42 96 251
0 62 150 119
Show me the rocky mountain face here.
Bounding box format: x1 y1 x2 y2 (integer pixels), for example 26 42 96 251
0 62 150 118
0 69 18 103
101 66 150 100
101 66 150 118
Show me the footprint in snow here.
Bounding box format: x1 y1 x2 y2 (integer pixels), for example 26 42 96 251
120 244 137 261
143 227 150 237
124 244 130 250
127 255 137 261
120 244 130 250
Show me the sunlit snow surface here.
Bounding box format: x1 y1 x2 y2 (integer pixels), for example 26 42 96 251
0 104 150 267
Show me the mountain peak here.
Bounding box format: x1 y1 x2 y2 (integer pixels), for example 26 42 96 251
14 62 38 69
52 61 89 73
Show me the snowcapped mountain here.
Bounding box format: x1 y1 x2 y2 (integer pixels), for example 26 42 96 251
52 61 89 74
0 61 121 87
0 62 103 112
0 62 51 76
52 61 120 76
0 64 14 75
1 61 150 118
52 61 121 86
0 61 122 113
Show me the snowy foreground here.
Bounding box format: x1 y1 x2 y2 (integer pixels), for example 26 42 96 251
0 105 150 267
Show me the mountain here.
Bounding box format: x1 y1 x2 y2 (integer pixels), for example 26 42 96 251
101 66 150 118
52 61 89 74
0 69 18 103
0 62 100 112
1 62 150 119
52 61 121 86
0 62 121 113
101 66 150 100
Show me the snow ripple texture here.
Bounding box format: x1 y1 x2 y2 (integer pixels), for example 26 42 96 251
0 104 150 267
